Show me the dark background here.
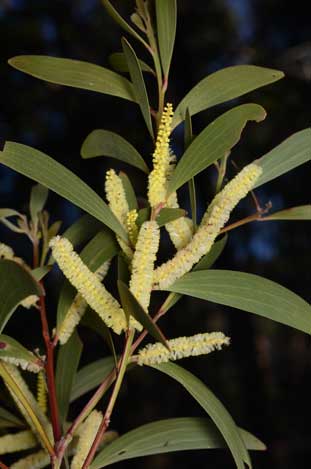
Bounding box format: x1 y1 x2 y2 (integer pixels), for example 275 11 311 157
0 1 311 468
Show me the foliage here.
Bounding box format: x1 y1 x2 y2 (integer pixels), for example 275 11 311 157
0 1 310 468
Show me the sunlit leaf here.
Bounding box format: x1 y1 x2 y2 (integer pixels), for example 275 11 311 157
150 363 249 468
81 129 149 174
91 417 265 468
254 129 311 188
168 270 311 334
173 65 284 128
155 0 177 78
0 260 42 333
122 37 154 138
0 142 127 240
55 331 83 423
9 55 135 102
168 104 266 194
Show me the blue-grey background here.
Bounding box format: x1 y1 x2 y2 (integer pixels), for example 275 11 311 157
0 1 310 468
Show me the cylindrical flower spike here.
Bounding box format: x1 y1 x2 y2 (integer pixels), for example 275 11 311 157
57 260 111 344
166 191 194 250
11 449 50 469
148 103 174 207
130 221 160 311
0 430 37 455
127 209 139 246
71 410 102 469
37 371 47 415
50 236 128 334
0 242 15 259
105 169 129 227
153 163 262 289
137 332 230 366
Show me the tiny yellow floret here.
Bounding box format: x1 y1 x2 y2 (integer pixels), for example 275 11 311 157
71 410 102 469
153 163 262 289
130 220 160 311
148 103 174 207
127 209 139 246
105 168 129 227
37 371 47 415
50 236 127 334
137 332 230 365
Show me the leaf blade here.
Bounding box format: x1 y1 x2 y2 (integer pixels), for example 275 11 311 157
9 55 135 102
263 205 311 220
168 104 266 194
168 270 311 334
0 142 127 240
70 357 115 402
173 65 284 128
155 0 177 77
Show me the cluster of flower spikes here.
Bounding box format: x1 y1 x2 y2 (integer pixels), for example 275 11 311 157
147 103 194 250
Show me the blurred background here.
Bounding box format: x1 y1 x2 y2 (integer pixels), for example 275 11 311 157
0 0 310 468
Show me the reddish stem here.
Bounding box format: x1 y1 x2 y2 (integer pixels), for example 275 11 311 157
0 461 9 469
38 293 61 443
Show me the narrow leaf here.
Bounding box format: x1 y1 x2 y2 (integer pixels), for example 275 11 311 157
70 357 115 402
0 208 21 219
0 260 42 333
168 104 266 194
109 52 154 75
9 55 135 102
263 205 311 220
31 266 51 281
81 129 149 174
118 281 168 348
137 207 186 228
184 108 197 229
119 172 138 211
55 331 83 423
254 129 311 188
101 0 148 48
91 417 265 468
173 65 284 128
168 270 311 334
0 142 127 240
30 184 48 225
122 37 154 138
61 214 103 247
155 0 177 77
150 363 249 469
0 334 43 373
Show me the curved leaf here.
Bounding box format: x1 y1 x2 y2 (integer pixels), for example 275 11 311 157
91 416 265 468
109 52 154 75
168 270 311 334
56 331 83 423
155 0 177 77
31 266 52 281
119 172 138 210
0 406 24 429
150 363 249 469
263 205 311 220
0 142 127 241
254 129 311 188
194 235 228 271
9 55 135 102
168 104 266 194
137 207 186 228
0 260 42 333
122 38 154 138
70 357 115 402
30 184 48 226
81 129 149 174
173 65 284 128
62 214 103 247
0 334 43 373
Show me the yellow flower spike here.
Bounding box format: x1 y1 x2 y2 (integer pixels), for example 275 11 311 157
127 209 139 246
148 103 174 207
50 236 128 334
37 371 47 415
137 331 230 366
57 260 111 344
71 410 102 469
153 163 262 289
0 430 37 455
130 220 160 311
20 294 39 309
11 449 50 469
105 168 129 227
166 191 194 250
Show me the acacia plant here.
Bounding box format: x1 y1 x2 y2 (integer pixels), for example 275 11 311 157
0 1 310 468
